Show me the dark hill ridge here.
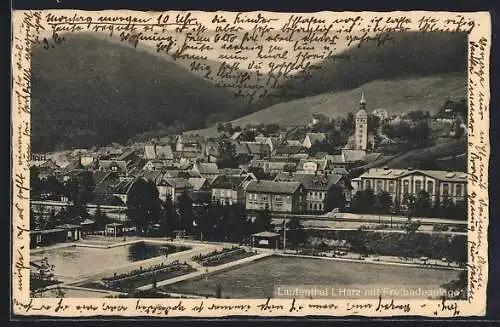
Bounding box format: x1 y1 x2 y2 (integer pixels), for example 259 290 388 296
252 31 467 109
30 33 250 152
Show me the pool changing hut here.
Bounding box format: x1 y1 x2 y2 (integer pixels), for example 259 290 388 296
251 231 280 249
55 224 83 242
105 223 124 237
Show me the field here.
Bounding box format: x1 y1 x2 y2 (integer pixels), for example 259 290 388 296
162 255 459 299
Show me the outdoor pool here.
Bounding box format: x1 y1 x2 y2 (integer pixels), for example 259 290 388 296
164 255 461 299
31 241 189 279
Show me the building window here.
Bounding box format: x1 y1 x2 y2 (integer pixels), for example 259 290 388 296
376 180 382 192
455 184 462 196
415 180 422 193
313 204 318 210
403 180 409 194
309 203 312 210
427 181 433 195
443 183 450 196
366 180 371 189
388 181 395 193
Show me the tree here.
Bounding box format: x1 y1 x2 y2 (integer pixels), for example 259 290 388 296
441 195 456 220
340 113 355 135
30 167 43 199
76 171 96 205
261 123 280 136
367 114 381 134
375 191 393 214
222 203 248 243
454 200 467 221
253 208 273 232
324 184 346 212
64 177 80 203
411 120 431 148
308 140 332 156
350 189 376 213
405 220 421 234
94 205 110 230
126 179 161 235
159 198 177 236
413 190 431 217
178 191 194 233
216 137 238 168
240 129 256 142
407 110 429 121
402 193 416 218
44 175 65 200
287 216 306 251
326 128 347 150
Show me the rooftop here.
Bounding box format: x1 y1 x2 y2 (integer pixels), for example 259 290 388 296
211 175 247 190
246 180 302 194
357 168 468 182
275 172 343 190
252 231 280 238
195 162 219 175
304 133 326 144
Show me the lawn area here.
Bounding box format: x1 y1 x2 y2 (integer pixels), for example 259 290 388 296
162 255 460 299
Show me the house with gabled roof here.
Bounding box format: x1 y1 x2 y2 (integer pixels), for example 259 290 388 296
211 174 256 205
302 133 326 149
192 162 219 179
275 172 350 213
98 160 128 174
245 180 306 213
160 177 194 202
144 144 174 161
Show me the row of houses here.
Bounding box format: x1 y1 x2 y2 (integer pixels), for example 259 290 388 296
31 122 467 217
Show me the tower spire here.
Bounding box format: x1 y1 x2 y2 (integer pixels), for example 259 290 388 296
359 90 367 110
360 90 366 105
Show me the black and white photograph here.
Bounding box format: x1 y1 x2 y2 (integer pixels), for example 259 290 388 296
11 9 490 317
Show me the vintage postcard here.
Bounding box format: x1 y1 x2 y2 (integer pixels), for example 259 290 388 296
11 9 490 318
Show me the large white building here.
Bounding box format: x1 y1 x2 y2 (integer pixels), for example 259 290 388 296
351 168 467 206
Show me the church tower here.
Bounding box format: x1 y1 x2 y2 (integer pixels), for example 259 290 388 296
355 91 368 150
